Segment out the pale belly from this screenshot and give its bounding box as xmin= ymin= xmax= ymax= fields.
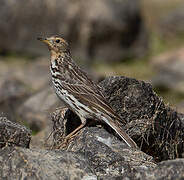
xmin=54 ymin=84 xmax=94 ymax=122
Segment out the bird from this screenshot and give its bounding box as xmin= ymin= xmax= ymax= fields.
xmin=38 ymin=35 xmax=138 ymax=148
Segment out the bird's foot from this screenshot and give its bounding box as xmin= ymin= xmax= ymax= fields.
xmin=58 ymin=131 xmax=80 ymax=149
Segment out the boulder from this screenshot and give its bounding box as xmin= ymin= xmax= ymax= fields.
xmin=0 ymin=116 xmax=31 ymax=148
xmin=0 ymin=0 xmax=148 ymax=61
xmin=158 ymin=3 xmax=184 ymax=39
xmin=0 ymin=57 xmax=51 ymax=123
xmin=0 ymin=146 xmax=96 ymax=179
xmin=151 ymin=47 xmax=184 ymax=92
xmin=1 ymin=76 xmax=184 ymax=179
xmin=0 ymin=78 xmax=29 ymax=121
xmin=18 ymin=88 xmax=60 ymax=132
xmin=52 ymin=76 xmax=184 ymax=162
xmin=136 ymin=159 xmax=184 ymax=180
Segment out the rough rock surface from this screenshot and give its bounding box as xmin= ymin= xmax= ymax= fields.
xmin=0 ymin=0 xmax=148 ymax=61
xmin=0 ymin=116 xmax=31 ymax=149
xmin=52 ymin=76 xmax=184 ymax=162
xmin=0 ymin=146 xmax=96 ymax=180
xmin=54 ymin=125 xmax=156 ymax=177
xmin=1 ymin=76 xmax=184 ymax=179
xmin=100 ymin=76 xmax=184 ymax=161
xmin=135 ymin=159 xmax=184 ymax=180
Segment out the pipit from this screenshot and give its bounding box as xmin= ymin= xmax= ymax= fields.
xmin=38 ymin=36 xmax=137 ymax=148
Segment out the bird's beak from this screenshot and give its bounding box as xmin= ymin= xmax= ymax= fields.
xmin=37 ymin=37 xmax=52 ymax=46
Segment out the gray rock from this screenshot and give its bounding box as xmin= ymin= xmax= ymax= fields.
xmin=0 ymin=146 xmax=97 ymax=180
xmin=0 ymin=0 xmax=148 ymax=61
xmin=0 ymin=57 xmax=50 ymax=92
xmin=65 ymin=127 xmax=156 ymax=176
xmin=2 ymin=75 xmax=184 ymax=179
xmin=0 ymin=57 xmax=53 ymax=126
xmin=100 ymin=76 xmax=184 ymax=161
xmin=51 ymin=109 xmax=155 ymax=177
xmin=0 ymin=78 xmax=29 ymax=121
xmin=0 ymin=116 xmax=31 ymax=148
xmin=158 ymin=3 xmax=184 ymax=39
xmin=135 ymin=159 xmax=184 ymax=180
xmin=18 ymin=88 xmax=61 ymax=132
xmin=1 ymin=132 xmax=184 ymax=179
xmin=151 ymin=47 xmax=184 ymax=93
xmin=52 ymin=76 xmax=184 ymax=162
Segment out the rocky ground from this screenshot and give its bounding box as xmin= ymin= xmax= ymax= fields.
xmin=1 ymin=75 xmax=184 ymax=179
xmin=1 ymin=0 xmax=184 ymax=179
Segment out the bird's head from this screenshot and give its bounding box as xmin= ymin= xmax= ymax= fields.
xmin=37 ymin=36 xmax=70 ymax=55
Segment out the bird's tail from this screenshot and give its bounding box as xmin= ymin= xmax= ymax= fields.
xmin=102 ymin=116 xmax=138 ymax=148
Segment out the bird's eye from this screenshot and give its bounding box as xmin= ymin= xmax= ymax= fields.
xmin=55 ymin=39 xmax=60 ymax=43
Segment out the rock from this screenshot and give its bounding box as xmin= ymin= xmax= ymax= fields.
xmin=151 ymin=47 xmax=184 ymax=92
xmin=2 ymin=75 xmax=184 ymax=179
xmin=0 ymin=116 xmax=31 ymax=148
xmin=136 ymin=159 xmax=184 ymax=180
xmin=0 ymin=0 xmax=148 ymax=61
xmin=52 ymin=109 xmax=157 ymax=177
xmin=0 ymin=142 xmax=184 ymax=180
xmin=52 ymin=76 xmax=184 ymax=162
xmin=0 ymin=78 xmax=29 ymax=121
xmin=0 ymin=57 xmax=52 ymax=124
xmin=30 ymin=126 xmax=53 ymax=149
xmin=64 ymin=127 xmax=156 ymax=176
xmin=100 ymin=76 xmax=184 ymax=161
xmin=18 ymin=88 xmax=61 ymax=132
xmin=158 ymin=3 xmax=184 ymax=39
xmin=0 ymin=146 xmax=96 ymax=179
xmin=0 ymin=57 xmax=50 ymax=92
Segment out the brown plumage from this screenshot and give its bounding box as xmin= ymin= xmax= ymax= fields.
xmin=38 ymin=35 xmax=137 ymax=148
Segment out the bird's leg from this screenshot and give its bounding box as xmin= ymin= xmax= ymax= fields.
xmin=59 ymin=117 xmax=87 ymax=148
xmin=65 ymin=122 xmax=86 ymax=140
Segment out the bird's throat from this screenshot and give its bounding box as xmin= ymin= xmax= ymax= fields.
xmin=50 ymin=50 xmax=59 ymax=62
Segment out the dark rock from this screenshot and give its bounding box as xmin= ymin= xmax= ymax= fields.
xmin=0 ymin=0 xmax=148 ymax=61
xmin=51 ymin=109 xmax=155 ymax=177
xmin=99 ymin=76 xmax=161 ymax=125
xmin=1 ymin=129 xmax=184 ymax=179
xmin=0 ymin=146 xmax=96 ymax=179
xmin=66 ymin=127 xmax=156 ymax=176
xmin=100 ymin=76 xmax=184 ymax=161
xmin=52 ymin=76 xmax=184 ymax=162
xmin=0 ymin=116 xmax=31 ymax=148
xmin=51 ymin=108 xmax=82 ymax=147
xmin=2 ymin=75 xmax=184 ymax=179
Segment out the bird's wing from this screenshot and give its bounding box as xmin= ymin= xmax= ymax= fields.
xmin=60 ymin=77 xmax=126 ymax=125
xmin=56 ymin=56 xmax=126 ymax=124
xmin=57 ymin=76 xmax=137 ymax=148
